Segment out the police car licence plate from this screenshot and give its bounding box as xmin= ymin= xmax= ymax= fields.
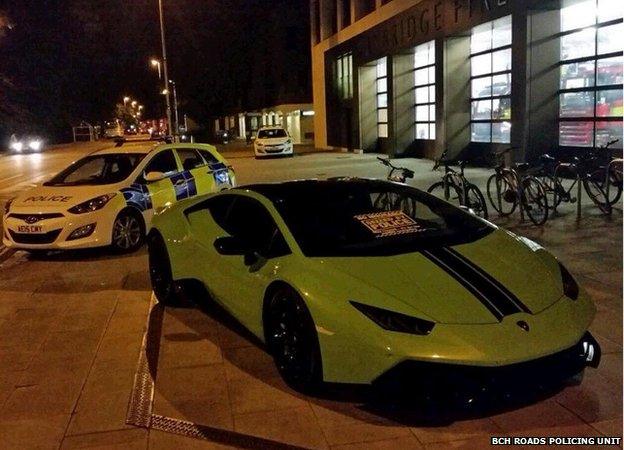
xmin=17 ymin=225 xmax=43 ymax=233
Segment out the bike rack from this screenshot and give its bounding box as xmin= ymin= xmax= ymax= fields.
xmin=605 ymin=158 xmax=623 ymax=204
xmin=553 ymin=163 xmax=582 ymax=221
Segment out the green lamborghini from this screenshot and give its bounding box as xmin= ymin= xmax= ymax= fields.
xmin=148 ymin=178 xmax=600 ymax=393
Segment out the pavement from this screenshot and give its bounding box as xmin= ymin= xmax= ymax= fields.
xmin=0 ymin=141 xmax=621 ymax=449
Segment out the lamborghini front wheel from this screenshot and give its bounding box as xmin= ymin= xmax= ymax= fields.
xmin=265 ymin=286 xmax=322 ymax=393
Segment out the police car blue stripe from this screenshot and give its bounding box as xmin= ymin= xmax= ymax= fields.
xmin=121 ymin=183 xmax=151 ymax=211
xmin=170 ymin=173 xmax=188 ymax=201
xmin=208 ymin=162 xmax=227 ymax=172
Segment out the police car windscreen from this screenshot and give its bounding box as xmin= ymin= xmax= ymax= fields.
xmin=45 ymin=154 xmax=146 ymax=186
xmin=258 ymin=129 xmax=287 ymax=139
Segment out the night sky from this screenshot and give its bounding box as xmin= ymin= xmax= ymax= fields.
xmin=0 ymin=0 xmax=311 ymax=142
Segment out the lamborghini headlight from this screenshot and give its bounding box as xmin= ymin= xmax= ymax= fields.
xmin=559 ymin=262 xmax=579 ymax=300
xmin=350 ymin=301 xmax=434 ymax=335
xmin=68 ymin=193 xmax=116 ymax=214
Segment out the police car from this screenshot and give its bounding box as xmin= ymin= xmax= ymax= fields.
xmin=2 ymin=143 xmax=235 ymax=253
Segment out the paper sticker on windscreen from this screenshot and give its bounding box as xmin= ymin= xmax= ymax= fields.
xmin=354 ymin=211 xmax=423 ymax=237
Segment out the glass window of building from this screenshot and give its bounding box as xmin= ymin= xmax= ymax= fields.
xmin=377 ymin=57 xmax=389 ymax=138
xmin=470 ymin=15 xmax=512 ymax=143
xmin=335 ymin=52 xmax=353 ymax=100
xmin=414 ymin=40 xmax=436 ymax=140
xmin=559 ymin=0 xmax=623 ymax=148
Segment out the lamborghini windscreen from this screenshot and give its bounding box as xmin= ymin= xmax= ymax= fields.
xmin=267 ymin=182 xmax=493 ymax=257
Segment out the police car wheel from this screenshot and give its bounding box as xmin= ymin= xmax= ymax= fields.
xmin=112 ymin=211 xmax=144 ymax=253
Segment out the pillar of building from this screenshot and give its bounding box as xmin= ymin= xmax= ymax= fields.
xmin=392 ymin=51 xmax=415 ymax=156
xmin=526 ymin=7 xmax=561 ymax=163
xmin=320 ymin=0 xmax=337 ymax=41
xmin=443 ymin=35 xmax=471 ymax=159
xmin=353 ymin=0 xmax=374 ymax=22
xmin=359 ymin=63 xmax=378 ymax=152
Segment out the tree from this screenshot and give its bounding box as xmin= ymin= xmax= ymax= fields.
xmin=115 ymin=103 xmax=139 ymax=128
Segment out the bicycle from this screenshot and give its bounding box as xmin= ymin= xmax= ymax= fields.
xmin=537 ymin=146 xmax=613 ymax=217
xmin=588 ymin=139 xmax=621 ymax=207
xmin=375 ymin=157 xmax=417 ymax=216
xmin=427 ymin=150 xmax=489 ymax=219
xmin=486 ymin=148 xmax=549 ymax=226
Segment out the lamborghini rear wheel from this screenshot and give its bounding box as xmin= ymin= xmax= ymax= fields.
xmin=265 ymin=286 xmax=322 ymax=393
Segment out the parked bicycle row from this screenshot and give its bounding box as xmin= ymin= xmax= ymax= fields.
xmin=377 ymin=139 xmax=622 ymax=226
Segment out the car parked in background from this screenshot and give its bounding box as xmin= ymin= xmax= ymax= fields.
xmin=254 ymin=127 xmax=293 ymax=158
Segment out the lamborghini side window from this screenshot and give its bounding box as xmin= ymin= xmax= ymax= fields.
xmin=224 ymin=196 xmax=290 ymax=258
xmin=207 ymin=195 xmax=235 ymax=231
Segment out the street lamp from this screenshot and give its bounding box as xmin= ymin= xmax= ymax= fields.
xmin=157 ymin=0 xmax=173 ymax=137
xmin=123 ymin=96 xmax=130 ymax=105
xmin=131 ymin=100 xmax=138 ymax=108
xmin=169 ymin=79 xmax=179 ymax=136
xmin=150 ymin=58 xmax=162 ymax=79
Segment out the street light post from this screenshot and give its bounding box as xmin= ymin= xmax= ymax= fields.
xmin=169 ymin=79 xmax=179 ymax=135
xmin=157 ymin=0 xmax=173 ymax=137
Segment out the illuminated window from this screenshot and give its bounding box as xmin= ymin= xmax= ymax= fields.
xmin=334 ymin=52 xmax=353 ymax=100
xmin=377 ymin=57 xmax=389 ymax=138
xmin=470 ymin=15 xmax=512 ymax=143
xmin=559 ymin=0 xmax=623 ymax=148
xmin=414 ymin=40 xmax=436 ymax=140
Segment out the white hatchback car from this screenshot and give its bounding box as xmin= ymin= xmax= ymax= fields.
xmin=3 ymin=143 xmax=235 ymax=253
xmin=253 ymin=127 xmax=293 ymax=158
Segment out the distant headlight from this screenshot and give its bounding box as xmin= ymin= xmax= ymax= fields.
xmin=68 ymin=193 xmax=116 ymax=214
xmin=28 ymin=140 xmax=43 ymax=151
xmin=350 ymin=301 xmax=434 ymax=335
xmin=4 ymin=198 xmax=15 ymax=215
xmin=559 ymin=262 xmax=579 ymax=300
xmin=10 ymin=141 xmax=23 ymax=152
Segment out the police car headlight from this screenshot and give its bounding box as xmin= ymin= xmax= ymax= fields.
xmin=68 ymin=193 xmax=116 ymax=214
xmin=4 ymin=198 xmax=14 ymax=215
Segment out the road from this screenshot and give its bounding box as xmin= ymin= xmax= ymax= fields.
xmin=0 ymin=140 xmax=621 ymax=449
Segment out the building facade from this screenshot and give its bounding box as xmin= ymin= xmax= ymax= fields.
xmin=311 ymin=0 xmax=623 ymax=162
